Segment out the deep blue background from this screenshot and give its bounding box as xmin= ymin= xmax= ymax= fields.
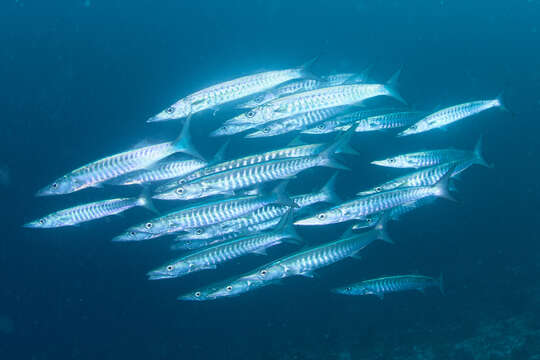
xmin=2 ymin=0 xmax=540 ymax=359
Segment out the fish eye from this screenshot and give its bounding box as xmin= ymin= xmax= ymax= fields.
xmin=260 ymin=269 xmax=268 ymax=276
xmin=317 ymin=213 xmax=327 ymax=220
xmin=226 ymin=285 xmax=233 ymax=292
xmin=366 ymin=218 xmax=372 ymax=223
xmin=39 ymin=219 xmax=45 ymax=224
xmin=195 ymin=229 xmax=203 ymax=235
xmin=318 ymin=124 xmax=325 ymax=130
xmin=129 ymin=231 xmax=136 ymax=236
xmin=176 ymin=188 xmax=184 ymax=194
xmin=410 ymin=125 xmax=417 ymax=130
xmin=145 ymin=222 xmax=153 ymax=229
xmin=375 ymin=187 xmax=382 ymax=192
xmin=263 ymin=127 xmax=270 ymax=133
xmin=346 ymin=287 xmax=352 ymax=291
xmin=178 ymin=179 xmax=186 ymax=185
xmin=389 ymin=159 xmax=395 ymax=163
xmin=166 ymin=265 xmax=173 ymax=271
xmin=246 ymin=110 xmax=256 ymax=118
xmin=255 ymin=96 xmax=264 ymax=103
xmin=166 ymin=106 xmax=175 ymax=114
xmin=194 ymin=291 xmax=201 ymax=297
xmin=51 ymin=183 xmax=58 ymax=188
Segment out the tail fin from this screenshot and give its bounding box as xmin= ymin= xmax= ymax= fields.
xmin=495 ymin=92 xmax=510 ymax=113
xmin=437 ymin=274 xmax=445 ymax=295
xmin=432 ymin=165 xmax=458 ymax=202
xmin=137 ymin=189 xmax=159 ymax=214
xmin=473 ymin=135 xmax=493 ymax=168
xmin=385 ymin=68 xmax=407 ymax=105
xmin=373 ymin=212 xmax=394 ymax=244
xmin=317 ymin=127 xmax=355 ymax=171
xmin=172 ymin=117 xmax=204 ymax=160
xmin=298 ymin=56 xmax=322 ymax=81
xmin=270 ymin=182 xmax=298 ymax=208
xmin=319 ymin=173 xmax=341 ymax=204
xmin=335 ymin=142 xmax=360 ymax=156
xmin=210 ymin=140 xmax=230 ymax=165
xmin=287 ymin=135 xmax=307 ymax=147
xmin=276 ymin=210 xmax=302 ymax=244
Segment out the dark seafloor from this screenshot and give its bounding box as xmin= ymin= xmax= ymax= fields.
xmin=1 ymin=1 xmax=540 ymax=359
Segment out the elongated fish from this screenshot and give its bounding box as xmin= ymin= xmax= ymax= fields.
xmin=147 ymin=59 xmax=318 ymax=122
xmin=154 ymin=131 xmax=352 ymax=201
xmin=108 ymin=157 xmax=207 ymax=186
xmin=355 ymin=111 xmax=425 ymax=132
xmin=301 ymin=107 xmax=404 ymax=135
xmin=357 ymin=148 xmax=489 ymax=196
xmin=175 ymin=173 xmax=340 ymax=241
xmin=332 ymin=274 xmax=444 ymax=298
xmin=224 ymin=70 xmax=406 ymax=127
xmin=245 ymin=107 xmax=349 ymax=138
xmin=294 ymin=168 xmax=454 ymax=226
xmin=398 ymin=96 xmax=506 ymax=136
xmin=36 ymin=119 xmax=200 ymax=196
xmin=24 ymin=193 xmax=156 ymax=228
xmin=116 ymin=184 xmax=295 ymax=241
xmin=147 ymin=215 xmax=300 ymax=280
xmin=371 ymin=136 xmax=489 ymax=169
xmin=154 ymin=143 xmax=328 ymax=193
xmin=203 ymin=219 xmax=392 ymax=300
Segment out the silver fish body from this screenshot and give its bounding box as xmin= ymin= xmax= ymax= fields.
xmin=398 ymin=98 xmax=504 ymax=136
xmin=36 ymin=120 xmax=199 ymax=196
xmin=148 ymin=63 xmax=316 ymax=122
xmin=333 ymin=275 xmax=443 ymax=298
xmin=108 ymin=158 xmax=207 ymax=186
xmin=25 ymin=195 xmax=152 ymax=228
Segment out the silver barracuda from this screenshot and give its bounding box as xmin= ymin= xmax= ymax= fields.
xmin=108 ymin=157 xmax=207 ymax=186
xmin=357 ymin=148 xmax=490 ymax=196
xmin=398 ymin=96 xmax=506 ymax=136
xmin=154 ymin=143 xmax=328 ymax=193
xmin=245 ymin=107 xmax=349 ymax=138
xmin=205 ymin=218 xmax=393 ymax=300
xmin=355 ymin=111 xmax=426 ymax=132
xmin=301 ymin=107 xmax=404 ymax=135
xmin=147 ymin=214 xmax=300 ymax=280
xmin=122 ymin=184 xmax=296 ymax=239
xmin=153 ymin=131 xmax=352 ymax=201
xmin=170 ymin=238 xmax=222 ymax=251
xmin=332 ymin=274 xmax=444 ymax=298
xmin=175 ymin=174 xmax=340 ymax=241
xmin=24 ymin=193 xmax=156 ymax=228
xmin=223 ymin=70 xmax=406 ymax=128
xmin=371 ymin=136 xmax=489 ymax=169
xmin=36 ymin=119 xmax=200 ymax=196
xmin=147 ymin=59 xmax=318 ymax=122
xmin=294 ymin=167 xmax=455 ymax=226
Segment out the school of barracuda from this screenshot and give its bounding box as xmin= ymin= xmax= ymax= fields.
xmin=26 ymin=58 xmax=506 ymax=302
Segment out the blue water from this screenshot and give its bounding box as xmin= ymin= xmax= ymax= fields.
xmin=2 ymin=1 xmax=540 ymax=359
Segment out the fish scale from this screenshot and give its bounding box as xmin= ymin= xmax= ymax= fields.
xmin=333 ymin=275 xmax=442 ymax=297
xmin=355 ymin=111 xmax=425 ymax=132
xmin=110 ymin=159 xmax=207 ymax=186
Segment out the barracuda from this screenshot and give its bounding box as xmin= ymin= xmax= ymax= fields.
xmin=108 ymin=158 xmax=207 ymax=186
xmin=332 ymin=274 xmax=444 ymax=298
xmin=154 ymin=131 xmax=352 ymax=201
xmin=36 ymin=119 xmax=200 ymax=196
xmin=24 ymin=193 xmax=156 ymax=228
xmin=245 ymin=107 xmax=349 ymax=138
xmin=398 ymin=96 xmax=506 ymax=136
xmin=154 ymin=143 xmax=328 ymax=193
xmin=301 ymin=107 xmax=404 ymax=135
xmin=371 ymin=136 xmax=489 ymax=169
xmin=148 ymin=59 xmax=318 ymax=122
xmin=295 ymin=167 xmax=455 ymax=226
xmin=147 ymin=214 xmax=300 ymax=280
xmin=224 ymin=70 xmax=406 ymax=128
xmin=123 ymin=184 xmax=295 ymax=239
xmin=355 ymin=111 xmax=426 ymax=132
xmin=205 ymin=218 xmax=392 ymax=300
xmin=357 ymin=150 xmax=489 ymax=196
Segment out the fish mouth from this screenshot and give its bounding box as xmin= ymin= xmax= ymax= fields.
xmin=146 ymin=115 xmax=165 ymax=123
xmin=244 ymin=131 xmax=265 ymax=138
xmin=146 ymin=271 xmax=173 ymax=280
xmin=35 ymin=188 xmax=52 ymax=197
xmin=293 ymin=217 xmax=323 ymax=226
xmin=23 ymin=222 xmax=40 ymax=228
xmin=370 ymin=160 xmax=385 ymax=166
xmin=152 ymin=192 xmax=177 ymax=200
